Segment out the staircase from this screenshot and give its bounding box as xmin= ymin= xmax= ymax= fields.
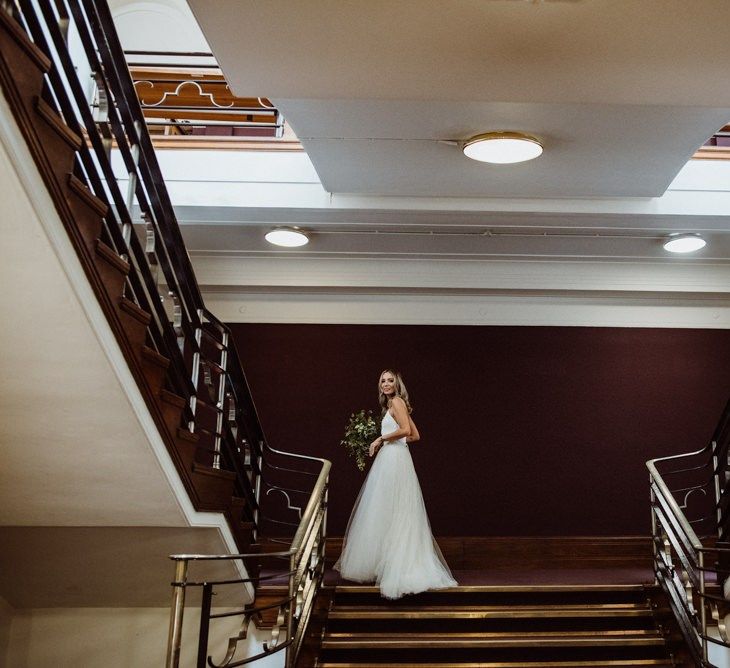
xmin=313 ymin=583 xmax=683 ymax=668
xmin=0 ymin=1 xmax=261 ymax=552
xmin=1 ymin=3 xmax=332 ymax=665
xmin=3 ymin=2 xmax=725 ymax=667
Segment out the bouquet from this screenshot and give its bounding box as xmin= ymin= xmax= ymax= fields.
xmin=341 ymin=409 xmax=379 ymax=471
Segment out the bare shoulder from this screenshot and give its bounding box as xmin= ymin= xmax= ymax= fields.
xmin=390 ymin=396 xmax=407 ymax=410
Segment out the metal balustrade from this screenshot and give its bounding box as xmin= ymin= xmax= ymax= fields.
xmin=123 ymin=50 xmax=284 ymax=138
xmin=648 ymin=398 xmax=730 ymax=667
xmin=166 ymin=458 xmax=330 ymax=668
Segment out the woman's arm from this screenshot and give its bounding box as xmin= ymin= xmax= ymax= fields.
xmin=369 ymin=397 xmax=411 ymax=456
xmin=405 ymin=416 xmax=420 ymax=443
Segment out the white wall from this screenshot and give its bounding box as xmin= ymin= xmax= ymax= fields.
xmin=110 ymin=0 xmax=210 ymax=52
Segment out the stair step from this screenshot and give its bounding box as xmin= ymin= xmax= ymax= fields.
xmin=257 ymin=585 xmax=289 ymax=594
xmin=139 ymin=344 xmax=170 ymax=392
xmin=172 ymin=431 xmax=197 ymax=468
xmin=319 ymin=585 xmax=673 ymax=665
xmin=116 ymin=296 xmax=151 ymax=349
xmin=160 ymin=389 xmax=186 ymax=409
xmin=88 ymin=240 xmax=129 ymax=298
xmin=333 ymin=585 xmax=654 ymax=609
xmin=335 ymin=585 xmax=648 ymax=594
xmin=34 ymin=96 xmax=82 ymax=150
xmin=67 ymin=174 xmax=108 ymax=217
xmin=316 ymin=661 xmax=675 ymax=667
xmin=191 ymin=462 xmax=237 ymax=481
xmin=64 ymin=175 xmax=104 ymax=247
xmin=177 ymin=427 xmax=199 ymax=443
xmin=141 ymin=345 xmax=170 ymax=369
xmin=0 ymin=9 xmax=51 ymax=73
xmin=95 ymin=240 xmax=129 ymax=274
xmin=188 ymin=463 xmax=237 ymax=511
xmin=159 ymin=390 xmax=187 ymax=439
xmin=228 ymin=497 xmax=254 ymax=525
xmin=118 ymin=296 xmax=151 ymax=326
xmin=321 ymin=630 xmax=666 ymax=649
xmin=329 ymin=603 xmax=655 ymax=619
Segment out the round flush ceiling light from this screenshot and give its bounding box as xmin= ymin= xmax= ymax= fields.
xmin=462 ymin=131 xmax=543 ymax=164
xmin=265 ymin=227 xmax=309 ymax=247
xmin=663 ymin=233 xmax=706 ymax=254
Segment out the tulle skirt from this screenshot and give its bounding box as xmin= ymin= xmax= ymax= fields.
xmin=334 ymin=442 xmax=457 ymax=599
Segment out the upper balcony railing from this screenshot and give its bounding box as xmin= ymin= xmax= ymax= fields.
xmin=122 ymin=49 xmax=301 ymax=151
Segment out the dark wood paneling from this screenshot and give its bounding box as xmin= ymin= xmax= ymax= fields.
xmin=325 ymin=536 xmax=651 ymax=570
xmin=230 ymin=324 xmax=730 ymax=536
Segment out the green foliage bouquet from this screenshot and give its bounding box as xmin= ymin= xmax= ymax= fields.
xmin=341 ymin=409 xmax=379 ymax=471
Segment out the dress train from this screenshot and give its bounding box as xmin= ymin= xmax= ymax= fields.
xmin=335 ymin=411 xmax=457 ymax=599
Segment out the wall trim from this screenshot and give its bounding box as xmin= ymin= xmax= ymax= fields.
xmin=193 ymin=255 xmax=730 ymax=328
xmin=203 ymin=291 xmax=730 ymax=328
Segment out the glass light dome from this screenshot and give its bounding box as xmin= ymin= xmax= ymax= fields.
xmin=663 ymin=234 xmax=706 ymax=254
xmin=265 ymin=228 xmax=309 ymax=247
xmin=463 ymin=132 xmax=543 ymax=164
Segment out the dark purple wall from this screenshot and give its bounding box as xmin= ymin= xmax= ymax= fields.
xmin=229 ymin=324 xmax=730 ymax=537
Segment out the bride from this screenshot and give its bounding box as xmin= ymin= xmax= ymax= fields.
xmin=335 ymin=369 xmax=457 ymax=599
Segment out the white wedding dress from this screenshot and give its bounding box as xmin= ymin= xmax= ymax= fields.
xmin=334 ymin=410 xmax=457 ymax=599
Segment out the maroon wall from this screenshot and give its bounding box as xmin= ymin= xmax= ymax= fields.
xmin=229 ymin=324 xmax=730 ymax=537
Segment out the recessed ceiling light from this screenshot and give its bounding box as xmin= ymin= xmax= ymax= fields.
xmin=663 ymin=233 xmax=706 ymax=254
xmin=462 ymin=132 xmax=543 ymax=164
xmin=265 ymin=227 xmax=309 ymax=247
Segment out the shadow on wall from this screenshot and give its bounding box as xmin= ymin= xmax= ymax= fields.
xmin=230 ymin=324 xmax=730 ymax=537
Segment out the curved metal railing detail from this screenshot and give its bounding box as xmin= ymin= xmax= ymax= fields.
xmin=648 ymin=402 xmax=730 ymax=667
xmin=165 ymin=460 xmax=330 ymax=668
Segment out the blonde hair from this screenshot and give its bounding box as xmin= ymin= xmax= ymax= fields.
xmin=378 ymin=369 xmax=413 ymax=415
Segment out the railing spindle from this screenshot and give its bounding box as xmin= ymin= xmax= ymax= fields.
xmin=166 ymin=559 xmax=189 ymax=668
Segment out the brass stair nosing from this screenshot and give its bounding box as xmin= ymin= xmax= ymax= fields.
xmin=326 ymin=629 xmax=662 ymax=639
xmin=328 ymin=609 xmax=654 ymax=619
xmin=334 ymin=583 xmax=649 ymax=594
xmin=321 ymin=636 xmax=666 ymax=649
xmin=314 ymin=661 xmax=675 ymax=667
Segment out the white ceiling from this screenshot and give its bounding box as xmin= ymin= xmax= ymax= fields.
xmin=105 ymin=0 xmax=730 ymax=325
xmin=189 ymin=1 xmax=730 ymax=106
xmin=276 ymin=100 xmax=728 ymax=197
xmin=189 ymin=0 xmax=730 ymax=198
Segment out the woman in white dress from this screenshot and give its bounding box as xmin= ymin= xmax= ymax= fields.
xmin=335 ymin=370 xmax=457 ymax=599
